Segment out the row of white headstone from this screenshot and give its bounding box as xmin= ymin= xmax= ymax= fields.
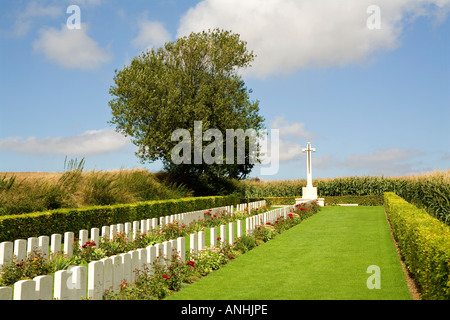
xmin=0 ymin=201 xmax=266 ymax=268
xmin=0 ymin=200 xmax=270 ymax=300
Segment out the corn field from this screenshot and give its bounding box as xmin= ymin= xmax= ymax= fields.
xmin=241 ymin=170 xmax=450 ymax=225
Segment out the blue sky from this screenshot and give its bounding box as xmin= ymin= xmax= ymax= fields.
xmin=0 ymin=0 xmax=449 ymax=180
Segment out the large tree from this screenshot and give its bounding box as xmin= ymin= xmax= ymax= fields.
xmin=108 ymin=29 xmax=265 ymax=194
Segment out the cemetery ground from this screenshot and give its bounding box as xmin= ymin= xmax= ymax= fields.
xmin=168 ymin=206 xmax=413 ymax=300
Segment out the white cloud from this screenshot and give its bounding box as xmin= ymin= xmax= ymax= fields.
xmin=260 ymin=135 xmax=303 ymax=164
xmin=177 ymin=0 xmax=450 ymax=78
xmin=132 ymin=20 xmax=172 ymax=51
xmin=0 ymin=129 xmax=130 ymax=156
xmin=9 ymin=1 xmax=61 ymax=37
xmin=345 ymin=148 xmax=418 ymax=166
xmin=258 ymin=116 xmax=316 ymax=164
xmin=343 ymin=148 xmax=425 ymax=175
xmin=70 ymin=0 xmax=102 ymax=6
xmin=33 ymin=23 xmax=112 ymax=69
xmin=270 ymin=115 xmax=316 ymax=140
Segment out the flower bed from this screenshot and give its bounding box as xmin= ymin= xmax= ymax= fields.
xmin=0 ymin=205 xmax=268 ymax=287
xmin=103 ymin=201 xmax=320 ymax=300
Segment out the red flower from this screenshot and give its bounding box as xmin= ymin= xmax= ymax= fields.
xmin=16 ymin=263 xmax=23 ymax=267
xmin=163 ymin=274 xmax=170 ymax=280
xmin=82 ymin=240 xmax=97 ymax=248
xmin=186 ymin=261 xmax=195 ymax=267
xmin=213 ymin=215 xmax=217 ymax=217
xmin=217 ymin=237 xmax=221 ymax=241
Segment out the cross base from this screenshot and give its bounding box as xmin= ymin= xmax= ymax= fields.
xmin=301 ymin=186 xmax=317 ymax=200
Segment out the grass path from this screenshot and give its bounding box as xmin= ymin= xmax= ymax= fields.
xmin=167 ymin=206 xmax=412 ymax=300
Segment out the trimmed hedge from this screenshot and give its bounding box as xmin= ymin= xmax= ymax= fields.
xmin=262 ymin=197 xmax=296 ymax=206
xmin=252 ymin=195 xmax=384 ymax=207
xmin=324 ymin=195 xmax=384 ymax=206
xmin=384 ymin=192 xmax=450 ymax=300
xmin=0 ymin=195 xmax=239 ymax=242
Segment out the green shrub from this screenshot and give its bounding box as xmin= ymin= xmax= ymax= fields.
xmin=324 ymin=195 xmax=384 ymax=206
xmin=0 ymin=195 xmax=240 ymax=242
xmin=384 ymin=192 xmax=450 ymax=300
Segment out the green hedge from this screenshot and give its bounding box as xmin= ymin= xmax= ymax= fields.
xmin=262 ymin=197 xmax=296 ymax=206
xmin=324 ymin=195 xmax=384 ymax=206
xmin=384 ymin=192 xmax=450 ymax=300
xmin=254 ymin=195 xmax=384 ymax=207
xmin=0 ymin=195 xmax=239 ymax=242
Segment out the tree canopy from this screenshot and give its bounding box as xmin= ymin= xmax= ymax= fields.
xmin=108 ymin=29 xmax=265 ymax=194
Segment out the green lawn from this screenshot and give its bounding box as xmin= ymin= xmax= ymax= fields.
xmin=167 ymin=206 xmax=412 ymax=300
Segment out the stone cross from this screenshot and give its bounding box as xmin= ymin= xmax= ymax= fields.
xmin=302 ymin=142 xmax=316 ymax=188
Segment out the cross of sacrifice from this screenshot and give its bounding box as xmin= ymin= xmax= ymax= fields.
xmin=302 ymin=142 xmax=316 ymax=188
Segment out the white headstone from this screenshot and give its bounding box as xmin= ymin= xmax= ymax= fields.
xmin=0 ymin=242 xmax=13 ymax=267
xmin=88 ymin=260 xmax=104 ymax=300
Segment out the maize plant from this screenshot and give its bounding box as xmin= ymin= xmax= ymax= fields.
xmin=241 ymin=170 xmax=450 ymax=225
